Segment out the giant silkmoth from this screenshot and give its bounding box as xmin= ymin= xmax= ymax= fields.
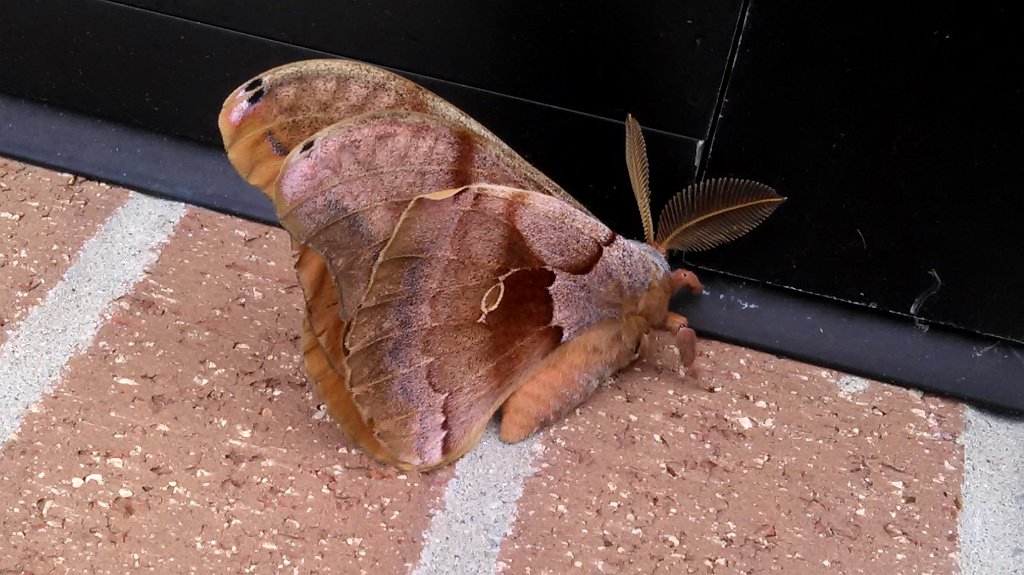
xmin=218 ymin=59 xmax=784 ymax=470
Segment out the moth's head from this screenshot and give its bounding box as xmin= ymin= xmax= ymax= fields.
xmin=623 ymin=115 xmax=786 ymax=257
xmin=633 ymin=242 xmax=676 ymax=326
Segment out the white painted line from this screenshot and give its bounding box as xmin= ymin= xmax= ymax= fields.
xmin=0 ymin=193 xmax=186 ymax=443
xmin=958 ymin=406 xmax=1024 ymax=574
xmin=412 ymin=424 xmax=539 ymax=575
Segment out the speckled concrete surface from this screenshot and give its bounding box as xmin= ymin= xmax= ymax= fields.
xmin=414 ymin=425 xmax=539 ymax=575
xmin=1 ymin=159 xmax=1022 ymax=575
xmin=0 ymin=191 xmax=185 ymax=444
xmin=0 ymin=158 xmax=130 ymax=345
xmin=0 ymin=206 xmax=449 ymax=573
xmin=498 ymin=337 xmax=964 ymax=574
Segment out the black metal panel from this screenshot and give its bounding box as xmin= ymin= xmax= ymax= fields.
xmin=700 ymin=1 xmax=1024 ymax=343
xmin=108 ymin=0 xmax=743 ymax=138
xmin=0 ymin=0 xmax=700 ymax=238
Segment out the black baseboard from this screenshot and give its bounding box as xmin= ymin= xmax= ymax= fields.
xmin=2 ymin=93 xmax=1021 ymax=413
xmin=678 ymin=271 xmax=1023 ymax=413
xmin=0 ymin=93 xmax=277 ymax=224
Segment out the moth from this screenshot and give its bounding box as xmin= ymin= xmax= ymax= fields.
xmin=218 ymin=59 xmax=784 ymax=470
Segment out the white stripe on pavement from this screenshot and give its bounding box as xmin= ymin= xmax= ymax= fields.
xmin=958 ymin=405 xmax=1024 ymax=575
xmin=0 ymin=192 xmax=186 ymax=442
xmin=412 ymin=424 xmax=539 ymax=575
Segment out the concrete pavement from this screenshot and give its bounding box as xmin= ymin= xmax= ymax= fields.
xmin=1 ymin=157 xmax=1020 ymax=574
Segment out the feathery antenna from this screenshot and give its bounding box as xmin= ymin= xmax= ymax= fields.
xmin=625 ymin=115 xmax=655 ymax=244
xmin=654 ymin=178 xmax=785 ymax=253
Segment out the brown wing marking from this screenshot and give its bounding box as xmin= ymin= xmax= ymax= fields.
xmin=341 ymin=185 xmax=611 ymax=468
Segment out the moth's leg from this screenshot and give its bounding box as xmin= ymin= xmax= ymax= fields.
xmin=499 ymin=317 xmax=644 ymax=443
xmin=664 ymin=312 xmax=699 ymax=368
xmin=664 ymin=268 xmax=703 ymax=368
